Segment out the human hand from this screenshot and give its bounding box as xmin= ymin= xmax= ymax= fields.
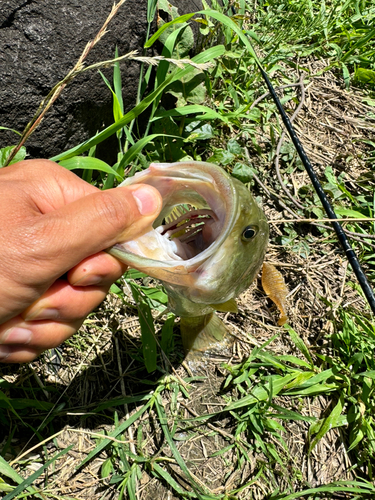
xmin=0 ymin=159 xmax=162 ymax=363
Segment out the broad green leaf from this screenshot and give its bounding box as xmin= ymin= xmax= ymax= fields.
xmin=160 ymin=314 xmax=175 ymax=354
xmin=283 ymin=371 xmax=315 ymax=390
xmin=147 ymin=0 xmax=158 ymax=23
xmin=185 ymin=121 xmax=215 ymax=140
xmin=355 ymin=370 xmax=375 ymax=380
xmin=99 ymin=70 xmax=123 ymax=123
xmin=113 ymin=47 xmax=124 ymax=115
xmin=355 ymin=67 xmax=375 ymax=85
xmin=153 ymin=104 xmax=229 ymax=122
xmin=59 ymin=156 xmax=123 ymax=181
xmin=286 ymin=382 xmax=339 ymax=396
xmin=0 ymin=456 xmax=38 ymax=495
xmin=0 ymin=146 xmax=26 ymax=168
xmin=125 ymin=269 xmax=148 ymax=279
xmin=207 ymin=149 xmax=235 ymax=165
xmin=347 ymin=426 xmax=364 ymax=452
xmin=277 ymin=355 xmax=313 ymax=369
xmin=101 ymin=458 xmax=113 ymax=479
xmin=231 ymin=163 xmax=254 ymax=183
xmin=271 ymin=404 xmax=317 ymax=423
xmin=335 ymin=208 xmax=369 ymax=219
xmin=145 ymin=14 xmax=195 ymax=48
xmin=224 ymin=373 xmax=298 ymax=412
xmin=227 ymin=139 xmax=243 ymax=155
xmin=117 ymin=134 xmax=179 ymax=173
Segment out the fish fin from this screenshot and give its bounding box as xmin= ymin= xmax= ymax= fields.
xmin=180 ymin=313 xmax=230 ymax=356
xmin=210 ymin=298 xmax=238 ymax=313
xmin=261 ymin=262 xmax=289 ymax=326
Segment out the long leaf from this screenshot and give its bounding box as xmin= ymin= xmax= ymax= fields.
xmin=130 ymin=283 xmax=157 ymax=373
xmin=155 ymin=395 xmax=204 ymax=497
xmin=145 ymin=14 xmax=196 ymax=48
xmin=308 ymin=395 xmax=344 ymax=452
xmin=3 ymin=446 xmax=73 ymax=500
xmin=59 ymin=156 xmax=123 ymax=181
xmin=77 ymin=400 xmax=151 ymax=469
xmin=224 ymin=373 xmax=298 ymax=412
xmin=50 ymin=45 xmax=225 ymax=162
xmin=0 ymin=456 xmax=39 ymax=497
xmin=284 ymin=324 xmax=314 ymax=365
xmin=117 ymin=134 xmax=180 ymax=172
xmin=272 ymin=482 xmax=375 ymax=500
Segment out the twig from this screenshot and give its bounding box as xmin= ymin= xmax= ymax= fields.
xmin=250 ymin=82 xmax=302 ymax=109
xmin=13 ymin=328 xmax=104 ymax=461
xmin=268 ymin=217 xmax=375 ymax=224
xmin=4 ymin=0 xmax=128 ymax=167
xmin=248 ymin=153 xmax=375 ymax=250
xmin=273 ymin=75 xmax=306 ymax=210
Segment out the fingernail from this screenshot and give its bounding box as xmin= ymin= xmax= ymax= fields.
xmin=132 ymin=186 xmax=160 ymax=216
xmin=0 ymin=346 xmax=10 ymax=360
xmin=23 ymin=308 xmax=60 ymax=321
xmin=1 ymin=327 xmax=32 ymax=345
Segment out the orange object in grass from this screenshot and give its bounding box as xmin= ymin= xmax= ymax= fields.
xmin=261 ymin=262 xmax=288 ymax=326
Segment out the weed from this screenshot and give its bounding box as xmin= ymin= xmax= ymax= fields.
xmin=1 ymin=0 xmax=375 ymax=498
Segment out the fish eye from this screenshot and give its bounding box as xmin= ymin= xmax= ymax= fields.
xmin=242 ymin=225 xmax=258 ymax=241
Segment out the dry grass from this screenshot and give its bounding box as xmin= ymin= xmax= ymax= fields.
xmin=1 ymin=54 xmax=374 ymax=500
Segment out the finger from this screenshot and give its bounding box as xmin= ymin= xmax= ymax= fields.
xmin=0 ymin=317 xmax=81 ymax=351
xmin=0 ymin=345 xmax=44 ymax=364
xmin=8 ymin=160 xmax=98 ymax=210
xmin=21 ymin=279 xmax=110 ymax=322
xmin=26 ymin=184 xmax=162 ymax=278
xmin=67 ymin=252 xmax=127 ymax=287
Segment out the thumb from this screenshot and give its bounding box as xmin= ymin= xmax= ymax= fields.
xmin=32 ymin=184 xmax=162 ymax=276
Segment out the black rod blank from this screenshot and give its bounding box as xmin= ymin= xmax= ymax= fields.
xmin=258 ymin=67 xmax=375 ymax=315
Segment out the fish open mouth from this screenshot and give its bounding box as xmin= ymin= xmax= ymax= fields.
xmin=157 ymin=207 xmax=218 ymax=260
xmin=110 ymin=161 xmax=239 ymax=278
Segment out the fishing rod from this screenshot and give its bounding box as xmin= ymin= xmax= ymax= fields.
xmin=223 ymin=6 xmax=375 ymax=314
xmin=256 ymin=66 xmax=375 ymax=315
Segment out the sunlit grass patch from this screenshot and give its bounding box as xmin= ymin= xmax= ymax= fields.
xmin=1 ymin=0 xmax=375 ymax=498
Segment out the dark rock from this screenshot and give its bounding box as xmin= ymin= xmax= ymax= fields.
xmin=0 ymin=0 xmax=204 ymax=163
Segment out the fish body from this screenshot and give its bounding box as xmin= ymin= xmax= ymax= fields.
xmin=109 ymin=161 xmax=269 ymax=355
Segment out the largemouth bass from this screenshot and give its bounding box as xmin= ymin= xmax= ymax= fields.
xmin=109 ymin=161 xmax=269 ymax=355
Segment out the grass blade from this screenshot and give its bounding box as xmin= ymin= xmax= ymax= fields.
xmin=2 ymin=445 xmax=73 ymax=500
xmin=284 ymin=324 xmax=314 ymax=365
xmin=50 ymin=45 xmax=225 ymax=162
xmin=59 ymin=156 xmax=123 ymax=181
xmin=77 ymin=400 xmax=151 ymax=469
xmin=308 ymin=395 xmax=344 ymax=452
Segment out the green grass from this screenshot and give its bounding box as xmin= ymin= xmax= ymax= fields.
xmin=1 ymin=0 xmax=375 ymax=498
